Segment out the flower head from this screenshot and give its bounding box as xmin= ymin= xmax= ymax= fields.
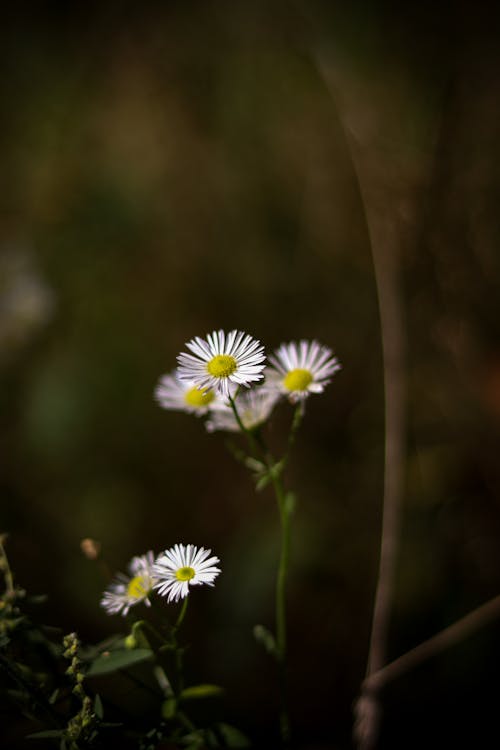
xmin=100 ymin=551 xmax=156 ymax=616
xmin=206 ymin=387 xmax=280 ymax=433
xmin=155 ymin=371 xmax=220 ymax=415
xmin=267 ymin=340 xmax=341 ymax=402
xmin=177 ymin=329 xmax=266 ymax=399
xmin=153 ymin=544 xmax=221 ymax=603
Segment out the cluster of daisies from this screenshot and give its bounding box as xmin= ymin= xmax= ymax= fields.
xmin=101 ymin=545 xmax=221 ymax=616
xmin=102 ymin=331 xmax=340 ymax=617
xmin=155 ymin=329 xmax=341 ymax=432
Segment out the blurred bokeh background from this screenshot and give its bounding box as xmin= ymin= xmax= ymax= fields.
xmin=2 ymin=2 xmax=500 ymax=747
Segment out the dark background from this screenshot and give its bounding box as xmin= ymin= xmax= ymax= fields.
xmin=2 ymin=2 xmax=500 ymax=747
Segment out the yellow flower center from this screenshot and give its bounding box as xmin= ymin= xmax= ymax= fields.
xmin=207 ymin=354 xmax=237 ymax=379
xmin=283 ymin=368 xmax=313 ymax=392
xmin=175 ymin=566 xmax=195 ymax=582
xmin=184 ymin=386 xmax=215 ymax=408
xmin=127 ymin=575 xmax=150 ymax=600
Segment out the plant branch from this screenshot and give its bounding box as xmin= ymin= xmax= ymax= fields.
xmin=311 ymin=53 xmax=408 ymax=750
xmin=363 ymin=593 xmax=500 ymax=692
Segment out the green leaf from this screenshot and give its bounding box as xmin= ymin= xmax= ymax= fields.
xmin=216 ymin=722 xmax=251 ymax=748
xmin=271 ymin=459 xmax=285 ymax=478
xmin=49 ymin=688 xmax=60 ymax=705
xmin=94 ymin=693 xmax=103 ymax=719
xmin=86 ymin=648 xmax=153 ymax=676
xmin=180 ymin=684 xmax=224 ymax=701
xmin=244 ymin=457 xmax=266 ymax=473
xmin=255 ymin=472 xmax=272 ymax=491
xmin=182 ymin=735 xmax=205 ymax=750
xmin=253 ymin=624 xmax=277 ymax=656
xmin=255 ymin=459 xmax=285 ymax=491
xmin=79 ymin=634 xmax=124 ymax=661
xmin=27 ymin=730 xmax=63 ymax=739
xmin=161 ymin=697 xmax=177 ymax=720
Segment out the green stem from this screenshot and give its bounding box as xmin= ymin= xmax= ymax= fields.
xmin=283 ymin=402 xmax=305 ymax=468
xmin=228 ymin=394 xmax=296 ymax=743
xmin=173 ymin=596 xmax=189 ymax=633
xmin=171 ymin=597 xmax=189 ymax=696
xmin=271 ymin=474 xmax=292 ymax=745
xmin=228 ymin=394 xmax=263 ymax=461
xmin=132 ymin=618 xmax=166 ymax=647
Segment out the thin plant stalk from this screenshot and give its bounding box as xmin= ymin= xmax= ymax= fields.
xmin=270 ymin=471 xmax=291 ymax=744
xmin=363 ymin=592 xmax=500 ymax=691
xmin=228 ymin=394 xmax=302 ymax=744
xmin=173 ymin=596 xmax=189 ymax=633
xmin=312 ymin=51 xmax=408 ymax=750
xmin=170 ymin=596 xmax=189 ymax=696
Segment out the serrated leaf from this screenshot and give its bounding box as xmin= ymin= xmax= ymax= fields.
xmin=253 ymin=624 xmax=277 ymax=656
xmin=86 ymin=648 xmax=153 ymax=676
xmin=180 ymin=684 xmax=224 ymax=701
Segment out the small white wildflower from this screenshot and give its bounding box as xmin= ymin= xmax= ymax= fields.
xmin=100 ymin=551 xmax=156 ymax=616
xmin=155 ymin=371 xmax=220 ymax=415
xmin=153 ymin=544 xmax=221 ymax=603
xmin=267 ymin=340 xmax=341 ymax=402
xmin=177 ymin=329 xmax=266 ymax=399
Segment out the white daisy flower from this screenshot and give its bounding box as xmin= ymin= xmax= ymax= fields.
xmin=206 ymin=387 xmax=280 ymax=433
xmin=155 ymin=371 xmax=220 ymax=415
xmin=267 ymin=340 xmax=341 ymax=403
xmin=153 ymin=544 xmax=221 ymax=603
xmin=177 ymin=329 xmax=266 ymax=399
xmin=100 ymin=551 xmax=156 ymax=616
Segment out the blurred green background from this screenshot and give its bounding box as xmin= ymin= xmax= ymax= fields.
xmin=2 ymin=1 xmax=500 ymax=747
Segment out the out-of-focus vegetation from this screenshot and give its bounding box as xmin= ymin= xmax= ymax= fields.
xmin=2 ymin=2 xmax=500 ymax=747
